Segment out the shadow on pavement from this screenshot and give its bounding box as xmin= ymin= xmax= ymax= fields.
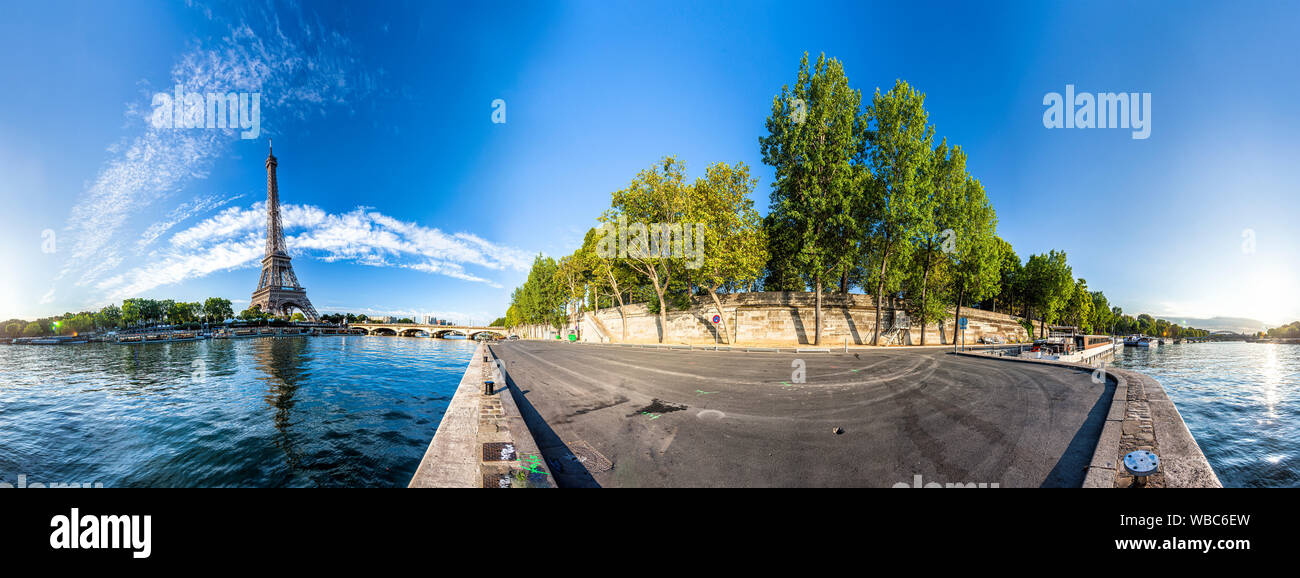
xmin=502 ymin=371 xmax=601 ymax=488
xmin=1041 ymin=371 xmax=1116 ymax=487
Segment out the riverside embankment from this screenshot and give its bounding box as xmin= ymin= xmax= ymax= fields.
xmin=512 ymin=292 xmax=1033 ymax=346
xmin=958 ymin=348 xmax=1220 ymax=488
xmin=408 ymin=341 xmax=554 ymax=488
xmin=479 ymin=340 xmax=1116 ymax=487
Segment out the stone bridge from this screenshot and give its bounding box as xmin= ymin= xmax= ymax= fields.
xmin=350 ymin=322 xmax=509 ymax=339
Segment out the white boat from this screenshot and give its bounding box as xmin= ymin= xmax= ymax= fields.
xmin=1137 ymin=336 xmax=1158 ymax=348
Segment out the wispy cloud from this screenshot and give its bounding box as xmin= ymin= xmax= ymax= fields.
xmin=137 ymin=193 xmax=243 ymax=251
xmin=95 ymin=202 xmax=530 ymax=301
xmin=53 ymin=1 xmax=374 ymax=298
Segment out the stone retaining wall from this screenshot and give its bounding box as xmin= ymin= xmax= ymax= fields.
xmin=514 ymin=291 xmax=1032 ymax=346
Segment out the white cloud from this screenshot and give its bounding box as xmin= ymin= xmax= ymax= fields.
xmin=95 ymin=202 xmax=528 ymax=302
xmin=54 ymin=1 xmax=373 ymax=292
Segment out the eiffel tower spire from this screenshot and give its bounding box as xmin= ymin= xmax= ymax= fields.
xmin=250 ymin=141 xmax=319 ymax=321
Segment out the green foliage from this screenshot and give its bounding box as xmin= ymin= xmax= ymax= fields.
xmin=760 ymin=53 xmax=864 ymax=344
xmin=238 ymin=305 xmax=270 ymax=322
xmin=1268 ymin=321 xmax=1300 ymax=338
xmin=96 ymin=305 xmax=122 ymax=330
xmin=1022 ymin=250 xmax=1074 ymax=336
xmin=512 ymin=254 xmax=566 ymax=330
xmin=862 ymin=80 xmax=935 ymax=343
xmin=204 ymin=297 xmax=235 ymax=324
xmin=758 ymin=213 xmax=806 ymax=291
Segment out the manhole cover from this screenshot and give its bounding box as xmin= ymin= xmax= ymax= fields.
xmin=567 ymin=440 xmax=613 ymax=473
xmin=482 ymin=442 xmax=516 ymax=462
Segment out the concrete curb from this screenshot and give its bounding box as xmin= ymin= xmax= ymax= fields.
xmin=955 ymin=350 xmax=1220 ymax=488
xmin=486 ymin=346 xmax=556 ymax=488
xmin=408 ymin=341 xmax=487 ymax=488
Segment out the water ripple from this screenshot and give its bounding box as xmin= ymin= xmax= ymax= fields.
xmin=0 ymin=336 xmax=475 ymax=487
xmin=1112 ymin=342 xmax=1300 ymax=487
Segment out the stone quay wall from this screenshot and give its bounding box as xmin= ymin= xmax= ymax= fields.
xmin=513 ymin=291 xmax=1032 ymax=346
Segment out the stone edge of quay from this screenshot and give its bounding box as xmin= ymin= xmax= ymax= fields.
xmin=486 ymin=344 xmax=557 ymax=488
xmin=407 ymin=341 xmax=487 ymax=488
xmin=955 ymin=349 xmax=1222 ymax=488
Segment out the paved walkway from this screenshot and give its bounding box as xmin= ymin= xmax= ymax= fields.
xmin=489 ymin=340 xmax=1113 ymax=487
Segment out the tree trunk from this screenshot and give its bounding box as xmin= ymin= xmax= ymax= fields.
xmin=606 ymin=270 xmax=628 ymax=343
xmin=952 ymin=282 xmax=965 ymax=352
xmin=651 ymin=276 xmax=668 ymax=344
xmin=839 ymin=265 xmax=850 ymax=295
xmin=706 ymin=285 xmax=730 ymax=345
xmin=871 ymin=249 xmax=891 ymax=346
xmin=919 ymin=250 xmax=931 ymax=346
xmin=814 ymin=275 xmax=823 ymax=346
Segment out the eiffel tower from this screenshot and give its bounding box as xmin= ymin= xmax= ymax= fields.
xmin=249 ymin=141 xmax=319 ymax=321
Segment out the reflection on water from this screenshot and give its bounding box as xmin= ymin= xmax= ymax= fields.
xmin=0 ymin=336 xmax=475 ymax=487
xmin=1112 ymin=342 xmax=1300 ymax=487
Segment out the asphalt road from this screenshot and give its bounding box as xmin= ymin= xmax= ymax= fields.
xmin=488 ymin=341 xmax=1113 ymax=488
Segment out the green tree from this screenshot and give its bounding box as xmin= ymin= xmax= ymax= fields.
xmin=96 ymin=305 xmax=122 ymax=331
xmin=688 ymin=161 xmax=767 ymax=344
xmin=760 ymin=53 xmax=864 ymax=345
xmin=165 ymin=300 xmax=195 ymax=325
xmin=604 ymin=157 xmax=693 ymax=343
xmin=987 ymin=237 xmax=1022 ymax=315
xmin=1089 ymin=292 xmax=1113 ymax=334
xmin=863 ymin=80 xmax=932 ymax=345
xmin=516 ymin=254 xmax=565 ymax=331
xmin=238 ymin=306 xmax=268 ymax=322
xmin=909 ymin=139 xmax=967 ymax=344
xmin=203 ymin=297 xmax=234 ymax=325
xmin=554 ymin=251 xmax=593 ymax=337
xmin=22 ymin=321 xmax=46 ymax=337
xmin=583 ymin=226 xmax=638 ymax=341
xmin=947 ymin=177 xmax=1001 ymax=349
xmin=1022 ymin=250 xmax=1074 ymax=338
xmin=1064 ymin=278 xmax=1093 ymax=333
xmin=291 ymin=312 xmax=306 ymax=322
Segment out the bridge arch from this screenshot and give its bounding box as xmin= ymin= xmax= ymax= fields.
xmin=469 ymin=331 xmax=505 ymax=340
xmin=400 ymin=328 xmax=427 ymax=337
xmin=370 ymin=327 xmax=397 ymax=336
xmin=432 ymin=328 xmax=466 ymax=338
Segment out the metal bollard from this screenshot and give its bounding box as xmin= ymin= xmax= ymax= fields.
xmin=1123 ymin=450 xmax=1159 ymax=487
xmin=483 ymin=380 xmax=495 ymax=395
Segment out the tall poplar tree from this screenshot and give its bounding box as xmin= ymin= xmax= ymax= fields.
xmin=760 ymin=53 xmax=863 ymax=345
xmin=863 ymin=80 xmax=932 ymax=345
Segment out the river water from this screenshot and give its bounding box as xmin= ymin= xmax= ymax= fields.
xmin=0 ymin=336 xmax=476 ymax=488
xmin=1111 ymin=342 xmax=1300 ymax=488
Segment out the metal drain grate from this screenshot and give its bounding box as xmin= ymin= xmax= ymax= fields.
xmin=567 ymin=440 xmax=613 ymax=473
xmin=482 ymin=442 xmax=516 ymax=462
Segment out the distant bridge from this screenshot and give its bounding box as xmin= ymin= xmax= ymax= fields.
xmin=350 ymin=322 xmax=509 ymax=339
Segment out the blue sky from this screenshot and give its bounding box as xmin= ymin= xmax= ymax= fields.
xmin=1 ymin=0 xmax=1298 ymax=327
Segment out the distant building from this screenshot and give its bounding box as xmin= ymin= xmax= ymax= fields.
xmin=378 ymin=316 xmax=394 ymax=323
